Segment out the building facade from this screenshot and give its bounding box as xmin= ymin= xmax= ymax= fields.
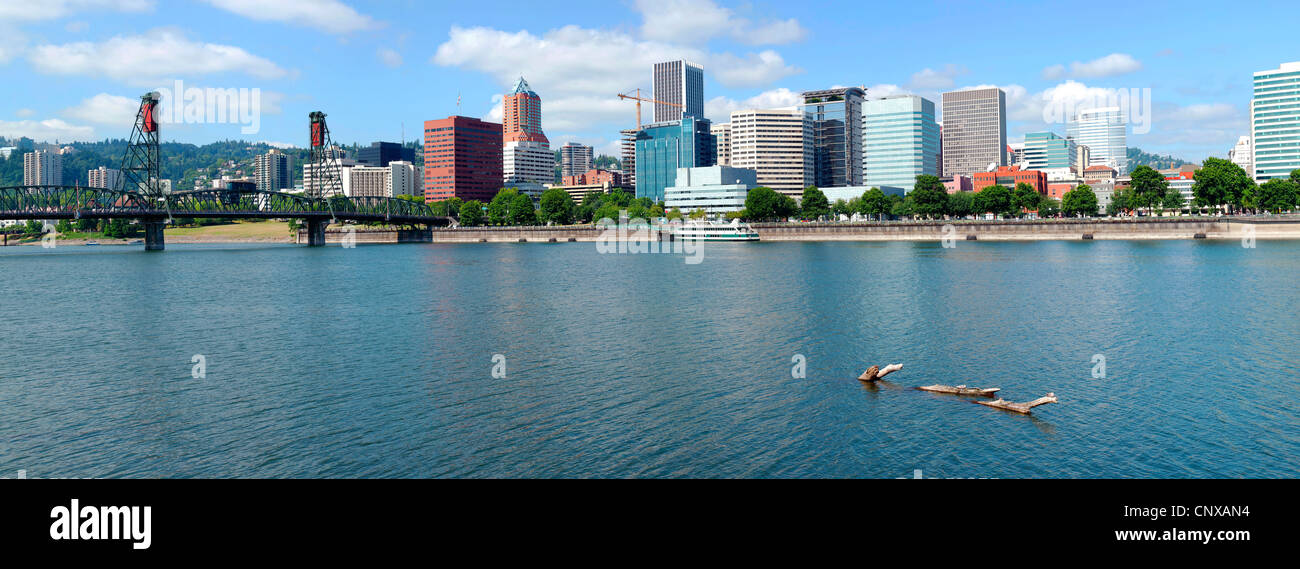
xmin=1022 ymin=132 xmax=1079 ymax=181
xmin=302 ymin=156 xmax=355 ymax=198
xmin=664 ymin=165 xmax=758 ymax=214
xmin=652 ymin=60 xmax=704 ymax=122
xmin=1229 ymin=135 xmax=1253 ymax=178
xmin=562 ymin=168 xmax=623 ymax=187
xmin=423 ymin=116 xmax=503 ymax=202
xmin=255 ymin=149 xmax=292 ymax=192
xmin=728 ymin=108 xmax=813 ymax=197
xmin=87 ymin=166 xmax=121 ymax=191
xmin=354 ymin=141 xmax=414 ymax=167
xmin=862 ymin=94 xmax=941 ymax=193
xmin=941 ymin=87 xmax=1007 ymax=178
xmin=23 ymin=150 xmax=62 ymax=186
xmin=1251 ymin=61 xmax=1300 ymax=182
xmin=502 ymin=77 xmax=552 ymax=186
xmin=711 ymin=122 xmax=731 ymax=166
xmin=560 ymin=142 xmax=593 ymax=178
xmin=973 ymin=165 xmax=1047 ymax=193
xmin=1068 ymin=107 xmax=1128 ymax=175
xmin=802 ymin=87 xmax=865 ymax=188
xmin=634 ymin=117 xmax=715 ymax=203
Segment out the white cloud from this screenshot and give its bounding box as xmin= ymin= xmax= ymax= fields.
xmin=64 ymin=20 xmax=88 ymax=32
xmin=259 ymin=140 xmax=297 ymax=149
xmin=201 ymin=0 xmax=379 ymax=34
xmin=15 ymin=108 xmax=34 ymax=117
xmin=908 ymin=64 xmax=967 ymax=89
xmin=377 ymin=47 xmax=402 ymax=68
xmin=0 ymin=0 xmax=152 ymax=22
xmin=62 ymin=93 xmax=139 ymax=126
xmin=1042 ymin=53 xmax=1142 ymax=80
xmin=0 ymin=118 xmax=95 ymax=142
xmin=705 ymin=87 xmax=802 ymax=122
xmin=27 ymin=28 xmax=290 ymax=84
xmin=706 ymin=50 xmax=800 ymax=87
xmin=635 ymin=0 xmax=806 ymax=46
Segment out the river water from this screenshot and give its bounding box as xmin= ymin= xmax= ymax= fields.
xmin=1 ymin=240 xmax=1297 ymax=478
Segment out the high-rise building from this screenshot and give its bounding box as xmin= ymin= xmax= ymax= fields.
xmin=560 ymin=142 xmax=593 ymax=178
xmin=711 ymin=122 xmax=731 ymax=166
xmin=941 ymin=87 xmax=1007 ymax=177
xmin=1229 ymin=135 xmax=1253 ymax=178
xmin=302 ymin=154 xmax=355 ymax=198
xmin=802 ymin=87 xmax=865 ymax=188
xmin=634 ymin=116 xmax=715 ymax=203
xmin=354 ymin=141 xmax=415 ymax=167
xmin=342 ymin=160 xmax=421 ymax=198
xmin=87 ymin=166 xmax=121 ymax=190
xmin=862 ymin=95 xmax=940 ymax=193
xmin=423 ymin=116 xmax=503 ymax=202
xmin=501 ymin=77 xmax=552 ymax=187
xmin=728 ymin=108 xmax=813 ymax=197
xmin=1252 ymin=61 xmax=1300 ymax=182
xmin=620 ymin=128 xmax=639 ymax=193
xmin=255 ymin=149 xmax=292 ymax=192
xmin=1022 ymin=132 xmax=1078 ymax=179
xmin=1068 ymin=107 xmax=1128 ymax=175
xmin=23 ymin=150 xmax=62 ymax=186
xmin=653 ymin=60 xmax=704 ymax=122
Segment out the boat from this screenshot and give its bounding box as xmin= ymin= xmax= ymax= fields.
xmin=975 ymin=393 xmax=1058 ymax=414
xmin=670 ymin=219 xmax=759 ymax=241
xmin=918 ymin=384 xmax=1001 ymax=397
xmin=85 ymin=241 xmax=100 ymax=246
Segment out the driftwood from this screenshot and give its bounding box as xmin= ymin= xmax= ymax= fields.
xmin=975 ymin=393 xmax=1058 ymax=414
xmin=918 ymin=384 xmax=1001 ymax=397
xmin=858 ymin=363 xmax=903 ymax=382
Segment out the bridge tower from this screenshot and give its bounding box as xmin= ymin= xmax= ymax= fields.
xmin=120 ymin=92 xmax=166 ymax=250
xmin=306 ymin=111 xmax=343 ymax=246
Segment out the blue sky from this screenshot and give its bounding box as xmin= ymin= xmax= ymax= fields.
xmin=0 ymin=0 xmax=1294 ymax=161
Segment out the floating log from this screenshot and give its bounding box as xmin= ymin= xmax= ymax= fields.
xmin=918 ymin=384 xmax=1001 ymax=397
xmin=975 ymin=393 xmax=1058 ymax=414
xmin=858 ymin=363 xmax=903 ymax=382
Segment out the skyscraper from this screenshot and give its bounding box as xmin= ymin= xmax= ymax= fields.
xmin=354 ymin=142 xmax=415 ymax=167
xmin=560 ymin=142 xmax=593 ymax=178
xmin=1251 ymin=61 xmax=1300 ymax=182
xmin=862 ymin=95 xmax=940 ymax=193
xmin=728 ymin=108 xmax=813 ymax=197
xmin=1068 ymin=107 xmax=1128 ymax=176
xmin=941 ymin=87 xmax=1007 ymax=177
xmin=423 ymin=116 xmax=503 ymax=202
xmin=255 ymin=149 xmax=292 ymax=192
xmin=1021 ymin=132 xmax=1078 ymax=177
xmin=652 ymin=60 xmax=704 ymax=122
xmin=87 ymin=166 xmax=121 ymax=191
xmin=711 ymin=122 xmax=731 ymax=166
xmin=23 ymin=149 xmax=62 ymax=186
xmin=801 ymin=87 xmax=865 ymax=188
xmin=501 ymin=77 xmax=552 ymax=186
xmin=634 ymin=116 xmax=715 ymax=202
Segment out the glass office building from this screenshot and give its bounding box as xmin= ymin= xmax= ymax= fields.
xmin=1022 ymin=131 xmax=1077 ymax=171
xmin=634 ymin=116 xmax=716 ymax=203
xmin=1252 ymin=61 xmax=1300 ymax=182
xmin=1068 ymin=107 xmax=1127 ymax=175
xmin=862 ymin=95 xmax=940 ymax=193
xmin=801 ymin=87 xmax=865 ymax=188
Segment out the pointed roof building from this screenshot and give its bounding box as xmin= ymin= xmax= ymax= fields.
xmin=503 ymin=76 xmax=547 ymax=144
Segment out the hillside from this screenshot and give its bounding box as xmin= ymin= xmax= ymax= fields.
xmin=1127 ymin=147 xmax=1192 ymax=170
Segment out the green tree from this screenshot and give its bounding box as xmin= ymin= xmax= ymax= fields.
xmin=890 ymin=195 xmax=915 ymax=217
xmin=1257 ymin=178 xmax=1300 ymax=213
xmin=1128 ymin=165 xmax=1169 ymax=214
xmin=1162 ymin=187 xmax=1186 ymax=213
xmin=1192 ymin=157 xmax=1252 ymax=213
xmin=744 ymin=186 xmax=784 ymax=220
xmin=25 ymin=219 xmax=42 ymax=235
xmin=1013 ymin=182 xmax=1041 ymax=215
xmin=55 ymin=219 xmax=73 ymax=234
xmin=488 ymin=188 xmax=518 ymax=225
xmin=666 ymin=207 xmax=683 ymax=221
xmin=689 ymin=208 xmax=707 ymax=220
xmin=459 ymin=200 xmax=484 ymax=226
xmin=538 ymin=187 xmax=575 ymax=225
xmin=1039 ymin=197 xmax=1061 ymax=217
xmin=508 ymin=193 xmax=537 ymax=225
xmin=975 ymin=185 xmax=1013 ymax=217
xmin=1061 ymin=184 xmax=1099 ymax=217
xmin=946 ymin=191 xmax=976 ymax=218
xmin=800 ymin=186 xmax=830 ymax=220
xmin=1110 ymin=188 xmax=1133 ymax=216
xmin=910 ymin=175 xmax=949 ymax=219
xmin=776 ymin=194 xmax=799 ymax=219
xmin=832 ymin=199 xmax=852 ymax=216
xmin=859 ymin=187 xmax=892 ymax=219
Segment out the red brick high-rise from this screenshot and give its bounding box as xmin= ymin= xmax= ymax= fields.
xmin=423 ymin=116 xmax=503 ymax=203
xmin=503 ymin=77 xmax=547 ymax=144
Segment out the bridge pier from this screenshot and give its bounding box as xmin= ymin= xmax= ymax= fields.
xmin=143 ymin=219 xmax=166 ymax=251
xmin=306 ymin=219 xmax=330 ymax=246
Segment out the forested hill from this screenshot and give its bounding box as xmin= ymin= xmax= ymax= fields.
xmin=1127 ymin=147 xmax=1193 ymax=170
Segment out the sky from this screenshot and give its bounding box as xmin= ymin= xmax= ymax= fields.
xmin=0 ymin=0 xmax=1295 ymax=162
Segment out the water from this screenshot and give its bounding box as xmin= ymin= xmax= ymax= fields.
xmin=1 ymin=240 xmax=1297 ymax=478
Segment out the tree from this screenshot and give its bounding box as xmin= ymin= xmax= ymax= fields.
xmin=689 ymin=208 xmax=707 ymax=220
xmin=776 ymin=194 xmax=799 ymax=219
xmin=459 ymin=200 xmax=484 ymax=226
xmin=1110 ymin=188 xmax=1133 ymax=216
xmin=1038 ymin=197 xmax=1061 ymax=217
xmin=1191 ymin=157 xmax=1252 ymax=213
xmin=800 ymin=186 xmax=830 ymax=220
xmin=508 ymin=193 xmax=537 ymax=225
xmin=1129 ymin=165 xmax=1169 ymax=214
xmin=910 ymin=175 xmax=949 ymax=219
xmin=832 ymin=199 xmax=852 ymax=216
xmin=56 ymin=219 xmax=73 ymax=234
xmin=859 ymin=187 xmax=891 ymax=219
xmin=946 ymin=191 xmax=976 ymax=218
xmin=25 ymin=219 xmax=42 ymax=235
xmin=1061 ymin=184 xmax=1099 ymax=217
xmin=974 ymin=184 xmax=1013 ymax=217
xmin=444 ymin=197 xmax=463 ymax=220
xmin=539 ymin=187 xmax=575 ymax=225
xmin=890 ymin=195 xmax=914 ymax=217
xmin=1013 ymin=182 xmax=1041 ymax=215
xmin=666 ymin=207 xmax=684 ymax=221
xmin=1257 ymin=178 xmax=1300 ymax=213
xmin=488 ymin=188 xmax=518 ymax=225
xmin=1162 ymin=187 xmax=1186 ymax=213
xmin=744 ymin=186 xmax=784 ymax=220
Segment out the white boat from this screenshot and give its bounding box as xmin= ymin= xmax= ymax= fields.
xmin=669 ymin=219 xmax=759 ymax=242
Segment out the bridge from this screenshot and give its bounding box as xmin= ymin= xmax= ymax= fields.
xmin=0 ymin=94 xmax=451 ymax=250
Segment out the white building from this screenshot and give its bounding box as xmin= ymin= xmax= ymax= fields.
xmin=711 ymin=122 xmax=731 ymax=166
xmin=1068 ymin=107 xmax=1128 ymax=175
xmin=1252 ymin=62 xmax=1300 ymax=182
xmin=303 ymin=157 xmax=355 ymax=197
xmin=664 ymin=166 xmax=757 ymax=214
xmin=87 ymin=166 xmax=121 ymax=190
xmin=560 ymin=142 xmax=592 ymax=178
xmin=255 ymin=149 xmax=292 ymax=192
xmin=23 ymin=150 xmax=62 ymax=186
xmin=503 ymin=140 xmax=553 ymax=186
xmin=1229 ymin=135 xmax=1253 ymax=178
xmin=342 ymin=161 xmax=422 ymax=198
xmin=727 ymin=108 xmax=812 ymax=197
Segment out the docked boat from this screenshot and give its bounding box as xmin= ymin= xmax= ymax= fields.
xmin=670 ymin=219 xmax=759 ymax=241
xmin=918 ymin=384 xmax=1000 ymax=397
xmin=85 ymin=241 xmax=100 ymax=246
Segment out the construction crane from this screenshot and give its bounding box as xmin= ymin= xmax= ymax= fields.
xmin=617 ymin=88 xmax=682 ymax=130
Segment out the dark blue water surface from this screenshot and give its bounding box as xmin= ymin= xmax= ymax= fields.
xmin=1 ymin=240 xmax=1297 ymax=478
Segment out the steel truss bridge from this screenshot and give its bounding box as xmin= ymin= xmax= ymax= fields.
xmin=2 ymin=95 xmax=450 ymax=250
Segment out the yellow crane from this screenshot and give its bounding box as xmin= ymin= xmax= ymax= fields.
xmin=617 ymin=88 xmax=682 ymax=129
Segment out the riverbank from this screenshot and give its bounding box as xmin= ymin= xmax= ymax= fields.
xmin=2 ymin=221 xmax=295 ymax=246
